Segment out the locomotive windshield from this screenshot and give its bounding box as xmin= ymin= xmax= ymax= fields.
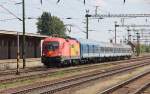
xmin=43 ymin=41 xmax=59 ymax=51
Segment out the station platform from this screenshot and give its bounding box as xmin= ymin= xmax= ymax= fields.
xmin=0 ymin=58 xmax=44 ymax=71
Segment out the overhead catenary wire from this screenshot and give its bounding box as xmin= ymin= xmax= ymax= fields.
xmin=0 ymin=5 xmax=22 ymax=21
xmin=0 ymin=18 xmax=18 ymax=21
xmin=0 ymin=0 xmax=89 ymax=23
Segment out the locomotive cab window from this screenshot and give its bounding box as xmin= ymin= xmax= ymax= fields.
xmin=43 ymin=42 xmax=59 ymax=51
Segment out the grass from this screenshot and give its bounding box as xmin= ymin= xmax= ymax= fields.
xmin=0 ymin=62 xmax=128 ymax=91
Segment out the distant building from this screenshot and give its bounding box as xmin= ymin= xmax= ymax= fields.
xmin=0 ymin=30 xmax=48 ymax=59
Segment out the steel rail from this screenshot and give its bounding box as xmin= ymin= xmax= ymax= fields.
xmin=8 ymin=60 xmax=150 ymax=94
xmin=0 ymin=56 xmax=149 ymax=76
xmin=0 ymin=57 xmax=149 ymax=85
xmin=98 ymin=70 xmax=150 ymax=94
xmin=132 ymin=82 xmax=150 ymax=94
xmin=0 ymin=56 xmax=146 ymax=77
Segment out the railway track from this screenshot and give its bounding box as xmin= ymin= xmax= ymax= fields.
xmin=0 ymin=56 xmax=150 ymax=85
xmin=1 ymin=58 xmax=150 ymax=94
xmin=138 ymin=83 xmax=150 ymax=94
xmin=98 ymin=70 xmax=150 ymax=94
xmin=0 ymin=56 xmax=149 ymax=76
xmin=133 ymin=82 xmax=150 ymax=94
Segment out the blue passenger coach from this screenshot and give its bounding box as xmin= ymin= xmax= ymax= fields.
xmin=77 ymin=39 xmax=132 ymax=62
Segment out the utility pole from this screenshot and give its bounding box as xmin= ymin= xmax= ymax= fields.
xmin=85 ymin=10 xmax=91 ymax=39
xmin=95 ymin=6 xmax=99 ymax=16
xmin=114 ymin=21 xmax=118 ymax=44
xmin=16 ymin=32 xmax=20 ymax=75
xmin=127 ymin=28 xmax=131 ymax=42
xmin=136 ymin=32 xmax=140 ymax=56
xmin=22 ymin=0 xmax=26 ymax=68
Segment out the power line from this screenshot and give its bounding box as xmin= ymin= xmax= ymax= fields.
xmin=117 ymin=25 xmax=150 ymax=27
xmin=8 ymin=0 xmax=19 ymax=3
xmin=91 ymin=13 xmax=150 ymax=18
xmin=0 ymin=18 xmax=18 ymax=21
xmin=0 ymin=16 xmax=83 ymax=22
xmin=0 ymin=5 xmax=22 ymax=21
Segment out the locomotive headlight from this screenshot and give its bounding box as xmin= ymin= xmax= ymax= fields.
xmin=42 ymin=53 xmax=45 ymax=56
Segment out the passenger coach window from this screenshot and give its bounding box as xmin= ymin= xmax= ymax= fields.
xmin=101 ymin=47 xmax=104 ymax=53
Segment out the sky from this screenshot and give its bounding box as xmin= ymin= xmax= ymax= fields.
xmin=0 ymin=0 xmax=150 ymax=43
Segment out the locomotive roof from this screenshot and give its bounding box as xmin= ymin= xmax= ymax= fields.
xmin=76 ymin=38 xmax=131 ymax=48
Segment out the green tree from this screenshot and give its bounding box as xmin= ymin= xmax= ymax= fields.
xmin=139 ymin=44 xmax=150 ymax=53
xmin=145 ymin=46 xmax=150 ymax=52
xmin=37 ymin=12 xmax=67 ymax=37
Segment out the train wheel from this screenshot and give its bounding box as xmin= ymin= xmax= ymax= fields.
xmin=56 ymin=62 xmax=62 ymax=67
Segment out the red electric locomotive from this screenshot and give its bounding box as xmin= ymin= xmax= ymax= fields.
xmin=41 ymin=37 xmax=80 ymax=67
